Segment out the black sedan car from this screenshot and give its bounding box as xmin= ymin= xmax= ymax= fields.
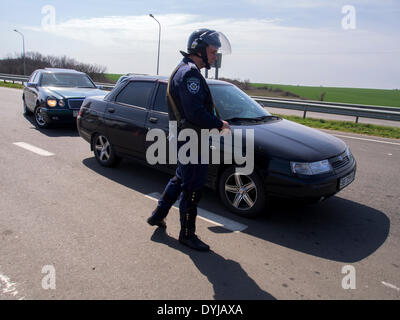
xmin=23 ymin=68 xmax=108 ymax=128
xmin=77 ymin=75 xmax=356 ymax=217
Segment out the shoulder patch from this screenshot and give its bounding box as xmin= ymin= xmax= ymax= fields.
xmin=186 ymin=77 xmax=200 ymax=94
xmin=188 ymin=62 xmax=198 ymax=70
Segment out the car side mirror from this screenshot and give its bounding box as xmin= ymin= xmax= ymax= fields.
xmin=26 ymin=82 xmax=37 ymax=88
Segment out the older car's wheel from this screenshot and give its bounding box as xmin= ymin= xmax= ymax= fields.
xmin=34 ymin=106 xmax=49 ymax=128
xmin=92 ymin=133 xmax=121 ymax=167
xmin=218 ymin=166 xmax=267 ymax=218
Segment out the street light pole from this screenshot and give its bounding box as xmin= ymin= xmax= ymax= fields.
xmin=149 ymin=14 xmax=161 ymax=75
xmin=14 ymin=29 xmax=26 ymax=75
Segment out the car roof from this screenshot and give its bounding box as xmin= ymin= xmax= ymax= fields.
xmin=36 ymin=68 xmax=85 ymax=74
xmin=124 ymin=74 xmax=232 ymax=85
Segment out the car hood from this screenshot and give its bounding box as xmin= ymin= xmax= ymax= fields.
xmin=231 ymin=118 xmax=346 ymax=162
xmin=44 ymin=87 xmax=108 ymax=99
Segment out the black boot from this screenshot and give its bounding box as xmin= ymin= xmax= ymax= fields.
xmin=147 ymin=215 xmax=166 ymax=228
xmin=179 ymin=192 xmax=209 ymax=251
xmin=179 ymin=233 xmax=210 ymax=252
xmin=147 ymin=206 xmax=167 ymax=228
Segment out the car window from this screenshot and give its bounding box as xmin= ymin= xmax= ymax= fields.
xmin=153 ymin=83 xmax=167 ymax=113
xmin=115 ymin=81 xmax=155 ymax=108
xmin=40 ymin=73 xmax=95 ymax=88
xmin=209 ymin=84 xmax=271 ymax=120
xmin=33 ymin=72 xmax=41 ymax=84
xmin=29 ymin=72 xmax=37 ymax=83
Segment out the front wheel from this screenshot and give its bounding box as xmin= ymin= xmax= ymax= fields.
xmin=34 ymin=106 xmax=49 ymax=128
xmin=218 ymin=166 xmax=267 ymax=218
xmin=92 ymin=133 xmax=121 ymax=167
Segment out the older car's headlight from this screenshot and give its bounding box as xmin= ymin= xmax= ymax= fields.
xmin=290 ymin=160 xmax=333 ymax=175
xmin=47 ymin=98 xmax=57 ymax=107
xmin=345 ymin=147 xmax=353 ymax=161
xmin=59 ymin=100 xmax=65 ymax=107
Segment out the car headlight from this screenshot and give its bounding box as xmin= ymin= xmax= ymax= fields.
xmin=345 ymin=147 xmax=353 ymax=161
xmin=47 ymin=98 xmax=57 ymax=107
xmin=290 ymin=160 xmax=332 ymax=175
xmin=59 ymin=100 xmax=65 ymax=107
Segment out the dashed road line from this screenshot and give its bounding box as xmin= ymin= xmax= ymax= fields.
xmin=0 ymin=270 xmax=24 ymax=300
xmin=381 ymin=281 xmax=400 ymax=292
xmin=145 ymin=192 xmax=248 ymax=232
xmin=13 ymin=142 xmax=55 ymax=156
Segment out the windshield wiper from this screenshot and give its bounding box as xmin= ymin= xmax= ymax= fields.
xmin=252 ymin=115 xmax=278 ymax=121
xmin=224 ymin=115 xmax=276 ymax=123
xmin=224 ymin=117 xmax=257 ymax=123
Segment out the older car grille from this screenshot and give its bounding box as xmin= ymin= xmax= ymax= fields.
xmin=330 ymin=151 xmax=350 ymax=170
xmin=68 ymin=99 xmax=84 ymax=110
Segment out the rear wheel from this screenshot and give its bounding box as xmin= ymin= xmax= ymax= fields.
xmin=218 ymin=166 xmax=267 ymax=218
xmin=92 ymin=133 xmax=121 ymax=167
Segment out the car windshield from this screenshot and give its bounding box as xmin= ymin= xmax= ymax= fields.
xmin=40 ymin=73 xmax=96 ymax=88
xmin=209 ymin=84 xmax=271 ymax=121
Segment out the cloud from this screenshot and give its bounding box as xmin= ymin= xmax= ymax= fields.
xmin=245 ymin=0 xmax=397 ymax=8
xmin=24 ymin=13 xmax=400 ymax=88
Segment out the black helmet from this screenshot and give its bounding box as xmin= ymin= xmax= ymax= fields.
xmin=181 ymin=28 xmax=231 ymax=69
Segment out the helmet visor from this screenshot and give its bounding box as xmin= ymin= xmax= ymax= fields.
xmin=203 ymin=31 xmax=232 ymax=55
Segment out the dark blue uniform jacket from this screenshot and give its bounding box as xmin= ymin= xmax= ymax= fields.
xmin=167 ymin=57 xmax=223 ymax=130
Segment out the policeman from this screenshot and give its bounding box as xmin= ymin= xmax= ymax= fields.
xmin=147 ymin=29 xmax=231 ymax=251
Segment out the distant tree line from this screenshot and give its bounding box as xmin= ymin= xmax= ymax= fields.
xmin=0 ymin=52 xmax=109 ymax=82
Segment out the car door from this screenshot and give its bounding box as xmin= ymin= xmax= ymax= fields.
xmin=144 ymin=82 xmax=176 ymax=173
xmin=104 ymin=80 xmax=156 ymax=160
xmin=25 ymin=71 xmax=39 ymax=109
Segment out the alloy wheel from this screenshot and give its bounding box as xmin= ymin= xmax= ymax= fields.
xmin=94 ymin=135 xmax=111 ymax=162
xmin=35 ymin=107 xmax=47 ymax=127
xmin=224 ymin=173 xmax=257 ymax=210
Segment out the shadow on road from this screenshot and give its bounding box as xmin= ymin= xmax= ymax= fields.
xmin=150 ymin=227 xmax=276 ymax=300
xmin=83 ymin=157 xmax=390 ymax=264
xmin=23 ymin=114 xmax=79 ymax=137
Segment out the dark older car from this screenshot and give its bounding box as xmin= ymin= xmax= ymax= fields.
xmin=23 ymin=68 xmax=108 ymax=128
xmin=77 ymin=76 xmax=356 ymax=217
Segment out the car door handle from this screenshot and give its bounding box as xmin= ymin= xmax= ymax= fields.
xmin=107 ymin=108 xmax=115 ymax=113
xmin=149 ymin=117 xmax=158 ymax=123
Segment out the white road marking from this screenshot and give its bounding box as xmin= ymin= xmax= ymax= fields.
xmin=13 ymin=142 xmax=55 ymax=156
xmin=332 ymin=134 xmax=400 ymax=146
xmin=0 ymin=270 xmax=22 ymax=299
xmin=381 ymin=281 xmax=400 ymax=292
xmin=145 ymin=192 xmax=248 ymax=232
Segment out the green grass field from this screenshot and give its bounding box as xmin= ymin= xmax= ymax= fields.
xmin=273 ymin=113 xmax=400 ymax=139
xmin=251 ymin=83 xmax=400 ymax=108
xmin=104 ymin=73 xmax=123 ymax=83
xmin=0 ymin=82 xmax=23 ymax=89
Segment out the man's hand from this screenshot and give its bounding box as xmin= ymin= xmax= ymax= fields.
xmin=220 ymin=120 xmax=231 ymax=135
xmin=221 ymin=120 xmax=230 ymax=130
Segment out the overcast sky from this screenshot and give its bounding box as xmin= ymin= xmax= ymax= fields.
xmin=1 ymin=0 xmax=399 ymax=89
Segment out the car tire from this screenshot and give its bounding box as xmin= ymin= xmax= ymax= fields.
xmin=23 ymin=97 xmax=32 ymax=115
xmin=92 ymin=133 xmax=121 ymax=167
xmin=218 ymin=166 xmax=267 ymax=218
xmin=34 ymin=106 xmax=49 ymax=128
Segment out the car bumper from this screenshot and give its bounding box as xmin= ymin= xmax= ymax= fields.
xmin=264 ymin=159 xmax=357 ymax=200
xmin=40 ymin=108 xmax=78 ymax=123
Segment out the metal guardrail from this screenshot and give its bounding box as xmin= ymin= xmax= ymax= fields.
xmin=1 ymin=73 xmax=399 ymax=122
xmin=253 ymin=97 xmax=400 ymax=123
xmin=251 ymin=95 xmax=400 ymax=113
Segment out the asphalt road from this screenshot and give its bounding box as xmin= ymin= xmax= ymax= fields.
xmin=0 ymin=87 xmax=399 ymax=300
